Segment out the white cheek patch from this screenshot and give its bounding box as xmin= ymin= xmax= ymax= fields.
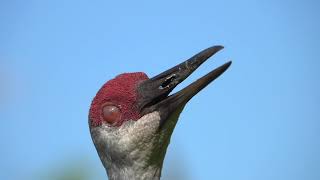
xmin=93 ymin=111 xmax=161 ymax=159
xmin=121 ymin=111 xmax=160 ymax=142
xmin=118 ymin=111 xmax=161 ymax=153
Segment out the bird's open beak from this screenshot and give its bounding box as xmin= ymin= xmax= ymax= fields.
xmin=137 ymin=46 xmax=231 ymax=128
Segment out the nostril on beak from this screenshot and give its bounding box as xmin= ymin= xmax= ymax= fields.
xmin=159 ymin=74 xmax=177 ymax=89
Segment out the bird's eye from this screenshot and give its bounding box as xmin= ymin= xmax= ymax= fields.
xmin=102 ymin=105 xmax=121 ymax=124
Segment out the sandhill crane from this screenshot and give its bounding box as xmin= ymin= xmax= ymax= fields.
xmin=89 ymin=46 xmax=231 ymax=180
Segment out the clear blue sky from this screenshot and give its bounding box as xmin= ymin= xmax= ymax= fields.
xmin=1 ymin=0 xmax=319 ymax=180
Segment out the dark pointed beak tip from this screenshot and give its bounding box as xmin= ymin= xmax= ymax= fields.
xmin=199 ymin=45 xmax=224 ymax=60
xmin=225 ymin=60 xmax=232 ymax=68
xmin=213 ymin=45 xmax=224 ymax=50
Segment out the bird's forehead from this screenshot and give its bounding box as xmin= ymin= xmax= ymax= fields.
xmin=101 ymin=72 xmax=149 ymax=94
xmin=97 ymin=72 xmax=149 ymax=104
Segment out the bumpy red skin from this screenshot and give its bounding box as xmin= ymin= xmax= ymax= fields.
xmin=89 ymin=72 xmax=149 ymax=127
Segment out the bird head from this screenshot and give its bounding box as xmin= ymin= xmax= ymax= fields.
xmin=89 ymin=46 xmax=231 ymax=176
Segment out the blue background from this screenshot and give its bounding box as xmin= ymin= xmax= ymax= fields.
xmin=1 ymin=0 xmax=319 ymax=179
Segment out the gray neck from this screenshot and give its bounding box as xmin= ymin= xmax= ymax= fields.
xmin=99 ymin=140 xmax=167 ymax=180
xmin=105 ymin=162 xmax=162 ymax=180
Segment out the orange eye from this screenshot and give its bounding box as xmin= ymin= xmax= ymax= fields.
xmin=102 ymin=105 xmax=121 ymax=124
